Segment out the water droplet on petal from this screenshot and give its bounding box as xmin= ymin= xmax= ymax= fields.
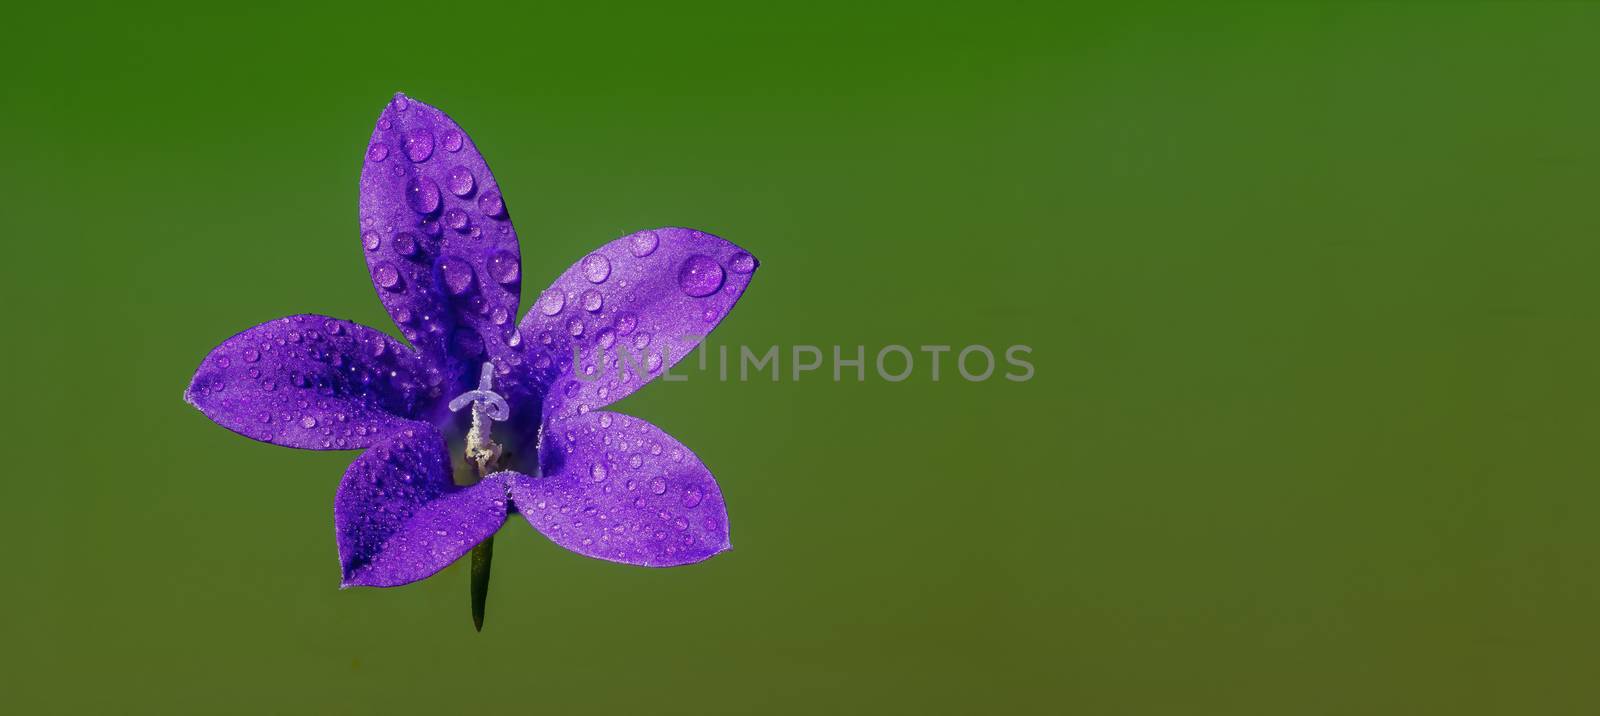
xmin=615 ymin=312 xmax=637 ymax=335
xmin=362 ymin=231 xmax=381 ymax=251
xmin=591 ymin=463 xmax=607 ymax=482
xmin=682 ymin=489 xmax=703 ymax=508
xmin=392 ymin=232 xmax=417 ymax=257
xmin=440 ymin=256 xmax=474 ymax=295
xmin=678 ymin=254 xmax=724 ymax=297
xmin=405 ymin=177 xmax=441 ymax=215
xmin=582 ymin=254 xmax=611 ymax=283
xmin=597 ymin=328 xmax=616 ymax=349
xmin=729 ymin=252 xmax=757 ymax=274
xmin=442 ymin=130 xmax=463 ymax=152
xmin=567 ymin=318 xmax=584 ymax=337
xmin=446 ymin=166 xmax=474 ymax=196
xmin=539 ymin=291 xmax=565 ymax=316
xmin=418 ymin=216 xmax=442 ymax=238
xmin=630 ymin=230 xmax=659 ymax=257
xmin=488 ymin=251 xmax=519 ymax=285
xmin=404 ymin=129 xmax=434 ymax=162
xmin=391 ymin=94 xmax=409 ymax=111
xmin=367 ymin=144 xmax=388 ymax=162
xmin=478 ymin=191 xmax=505 ymax=218
xmin=580 ymin=289 xmax=603 ymax=312
xmin=301 ymin=416 xmax=318 ymax=429
xmin=650 ymin=478 xmax=667 ymax=495
xmin=443 ymin=208 xmax=469 ymax=231
xmin=374 ymin=263 xmax=402 ymax=290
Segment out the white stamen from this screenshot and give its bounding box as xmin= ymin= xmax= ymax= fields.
xmin=449 ymin=362 xmax=509 ymax=473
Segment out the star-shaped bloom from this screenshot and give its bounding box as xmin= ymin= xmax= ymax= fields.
xmin=184 ymin=93 xmax=758 ymax=596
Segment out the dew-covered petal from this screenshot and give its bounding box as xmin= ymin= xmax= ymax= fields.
xmin=184 ymin=315 xmax=442 ymax=450
xmin=516 ymin=227 xmax=758 ymax=418
xmin=336 ymin=425 xmax=510 ymax=587
xmin=359 ymin=93 xmax=523 ymax=374
xmin=509 ymin=411 xmax=731 ymax=567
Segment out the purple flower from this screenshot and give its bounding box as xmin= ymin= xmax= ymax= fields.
xmin=184 ymin=94 xmax=758 ymax=613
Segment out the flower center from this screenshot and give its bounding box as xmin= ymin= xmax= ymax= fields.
xmin=448 ymin=362 xmax=510 ymax=476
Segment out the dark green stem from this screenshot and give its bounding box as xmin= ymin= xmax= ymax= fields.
xmin=470 ymin=536 xmax=494 ymax=631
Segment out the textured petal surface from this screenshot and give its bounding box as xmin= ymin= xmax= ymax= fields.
xmin=336 ymin=425 xmax=510 ymax=587
xmin=358 ymin=93 xmax=523 ymax=376
xmin=510 ymin=411 xmax=730 ymax=566
xmin=184 ymin=315 xmax=440 ymax=449
xmin=516 ymin=227 xmax=757 ymax=419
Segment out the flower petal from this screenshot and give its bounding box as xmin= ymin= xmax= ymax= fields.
xmin=358 ymin=93 xmax=523 ymax=372
xmin=336 ymin=425 xmax=509 ymax=587
xmin=516 ymin=227 xmax=758 ymax=418
xmin=184 ymin=315 xmax=441 ymax=450
xmin=509 ymin=411 xmax=731 ymax=567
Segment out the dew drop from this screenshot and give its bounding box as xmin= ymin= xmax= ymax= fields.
xmin=404 ymin=129 xmax=434 ymax=162
xmin=650 ymin=478 xmax=667 ymax=495
xmin=405 ymin=177 xmax=441 ymax=215
xmin=682 ymin=489 xmax=703 ymax=508
xmin=580 ymin=289 xmax=604 ymax=312
xmin=442 ymin=130 xmax=463 ymax=152
xmin=367 ymin=144 xmax=388 ymax=162
xmin=630 ymin=230 xmax=659 ymax=257
xmin=446 ymin=165 xmax=474 ymax=196
xmin=440 ymin=256 xmax=474 ymax=295
xmin=729 ymin=251 xmax=757 ymax=274
xmin=478 ymin=191 xmax=505 ymax=218
xmin=591 ymin=463 xmax=607 ymax=483
xmin=362 ymin=231 xmax=381 ymax=251
xmin=488 ymin=251 xmax=519 ymax=285
xmin=301 ymin=416 xmax=317 ymax=429
xmin=374 ymin=263 xmax=402 ymax=290
xmin=597 ymin=328 xmax=616 ymax=349
xmin=392 ymin=232 xmax=417 ymax=257
xmin=614 ymin=312 xmax=638 ymax=335
xmin=418 ymin=216 xmax=442 ymax=238
xmin=582 ymin=254 xmax=611 ymax=283
xmin=539 ymin=291 xmax=565 ymax=316
xmin=443 ymin=208 xmax=469 ymax=230
xmin=567 ymin=318 xmax=584 ymax=337
xmin=678 ymin=254 xmax=724 ymax=297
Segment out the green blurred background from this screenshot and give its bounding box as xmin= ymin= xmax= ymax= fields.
xmin=4 ymin=1 xmax=1599 ymax=713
